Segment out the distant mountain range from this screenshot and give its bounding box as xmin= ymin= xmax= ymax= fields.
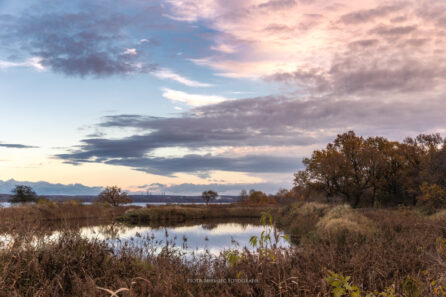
xmin=0 ymin=179 xmax=103 ymax=196
xmin=0 ymin=179 xmax=239 ymax=203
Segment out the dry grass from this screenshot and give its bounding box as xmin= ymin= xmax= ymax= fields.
xmin=0 ymin=204 xmax=444 ymax=296
xmin=118 ymin=204 xmax=270 ymax=224
xmin=316 ymin=205 xmax=375 ymax=237
xmin=274 ymin=202 xmax=329 ymax=243
xmin=292 ymin=202 xmax=330 ymax=216
xmin=0 ymin=203 xmax=133 ymax=232
xmin=429 ymin=209 xmax=446 ymax=221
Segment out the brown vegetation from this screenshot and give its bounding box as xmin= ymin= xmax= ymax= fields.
xmin=1 ymin=132 xmax=444 ymax=296
xmin=0 ymin=204 xmax=444 ymax=296
xmin=238 ymin=189 xmax=283 ymax=205
xmin=0 ymin=202 xmax=132 ymax=232
xmin=315 ymin=204 xmax=375 ymax=237
xmin=294 ymin=131 xmax=446 ymax=210
xmin=118 ymin=204 xmax=269 ymax=224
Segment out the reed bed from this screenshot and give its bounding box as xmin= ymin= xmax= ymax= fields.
xmin=118 ymin=204 xmax=270 ymax=224
xmin=0 ymin=205 xmax=444 ymax=296
xmin=0 ymin=203 xmax=134 ymax=231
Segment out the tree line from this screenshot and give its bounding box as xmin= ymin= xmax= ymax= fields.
xmin=6 ymin=185 xmax=221 ymax=206
xmin=6 ymin=185 xmax=133 ymax=206
xmin=293 ymin=131 xmax=446 ymax=209
xmin=6 ymin=131 xmax=445 ymax=210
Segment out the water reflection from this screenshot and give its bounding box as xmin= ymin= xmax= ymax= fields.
xmin=81 ymin=221 xmax=289 ymax=256
xmin=0 ymin=218 xmax=290 ymax=256
xmin=0 ymin=202 xmax=231 ymax=208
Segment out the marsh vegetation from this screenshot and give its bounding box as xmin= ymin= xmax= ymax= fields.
xmin=0 ymin=202 xmax=444 ymax=296
xmin=1 ymin=131 xmax=445 ymax=296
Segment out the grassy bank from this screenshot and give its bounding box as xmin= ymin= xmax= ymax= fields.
xmin=0 ymin=203 xmax=132 ymax=231
xmin=275 ymin=202 xmax=446 ymax=243
xmin=117 ymin=204 xmax=272 ymax=224
xmin=0 ymin=205 xmax=444 ymax=296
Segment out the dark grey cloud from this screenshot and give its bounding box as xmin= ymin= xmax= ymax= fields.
xmin=0 ymin=143 xmax=38 ymax=149
xmin=56 ymin=92 xmax=446 ymax=176
xmin=328 ymin=58 xmax=445 ymax=95
xmin=267 ymin=68 xmax=329 ymax=93
xmin=0 ymin=0 xmax=165 ymax=76
xmin=339 ymin=3 xmax=406 ymax=24
xmin=403 ymin=38 xmax=430 ymax=47
xmin=264 ymin=24 xmax=295 ymax=33
xmin=270 ymin=44 xmax=445 ymax=96
xmin=57 ymin=117 xmax=304 ymax=175
xmin=370 ymin=25 xmax=417 ymax=37
xmin=27 ymin=0 xmax=445 ymax=178
xmin=267 ymin=2 xmax=446 ymax=98
xmin=258 ymin=0 xmax=296 ymax=10
xmin=103 ymin=154 xmax=301 ymax=176
xmin=348 ymin=39 xmax=379 ymax=49
xmin=415 ymin=1 xmax=446 ymax=28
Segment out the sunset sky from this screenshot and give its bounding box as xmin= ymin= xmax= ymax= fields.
xmin=1 ymin=0 xmax=445 ymax=195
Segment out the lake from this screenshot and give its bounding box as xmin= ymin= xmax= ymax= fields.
xmin=0 ymin=219 xmax=290 ymax=256
xmin=0 ymin=201 xmax=231 ymax=208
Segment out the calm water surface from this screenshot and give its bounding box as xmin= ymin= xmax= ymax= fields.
xmin=1 ymin=220 xmax=290 ymax=256
xmin=81 ymin=221 xmax=289 ymax=255
xmin=0 ymin=202 xmax=230 ymax=208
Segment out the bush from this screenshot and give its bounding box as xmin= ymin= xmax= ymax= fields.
xmin=316 ymin=205 xmax=374 ymax=237
xmin=9 ymin=185 xmax=37 ymax=203
xmin=429 ymin=209 xmax=446 ymax=221
xmin=418 ymin=183 xmax=446 ymax=211
xmin=0 ymin=208 xmax=445 ymax=296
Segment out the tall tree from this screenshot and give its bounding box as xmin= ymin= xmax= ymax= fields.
xmin=297 ymin=131 xmax=375 ymax=207
xmin=335 ymin=131 xmax=378 ymax=207
xmin=294 ymin=131 xmax=446 ymax=208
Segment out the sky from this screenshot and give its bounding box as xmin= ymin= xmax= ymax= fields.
xmin=1 ymin=0 xmax=445 ymax=195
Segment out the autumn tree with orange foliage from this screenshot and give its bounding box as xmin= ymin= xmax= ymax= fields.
xmin=294 ymin=131 xmax=446 ymax=209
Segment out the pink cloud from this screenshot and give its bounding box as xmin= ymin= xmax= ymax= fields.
xmin=165 ymin=0 xmax=446 ymax=99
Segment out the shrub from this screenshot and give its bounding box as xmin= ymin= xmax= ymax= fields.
xmin=418 ymin=183 xmax=446 ymax=211
xmin=0 ymin=207 xmax=445 ymax=296
xmin=9 ymin=185 xmax=37 ymax=203
xmin=429 ymin=210 xmax=446 ymax=221
xmin=316 ymin=205 xmax=374 ymax=237
xmin=275 ymin=202 xmax=329 ymax=243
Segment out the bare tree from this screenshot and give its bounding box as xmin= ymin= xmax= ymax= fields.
xmin=238 ymin=189 xmax=248 ymax=202
xmin=201 ymin=190 xmax=218 ymax=205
